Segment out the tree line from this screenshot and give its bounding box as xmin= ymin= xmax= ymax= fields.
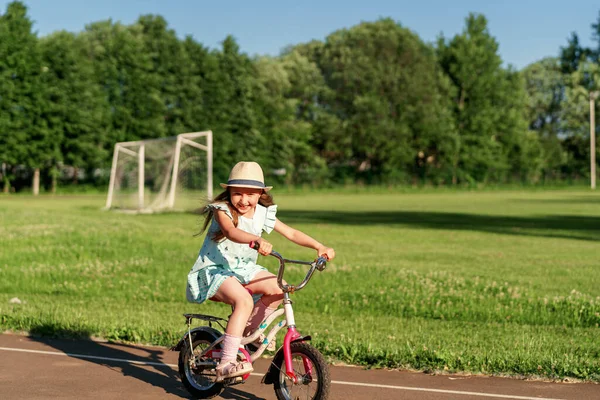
xmin=1 ymin=1 xmax=599 ymax=193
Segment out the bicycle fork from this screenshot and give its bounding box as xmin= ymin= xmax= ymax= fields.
xmin=281 ymin=292 xmax=313 ymax=384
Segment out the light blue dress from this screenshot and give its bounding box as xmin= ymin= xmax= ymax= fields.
xmin=186 ymin=202 xmax=278 ymax=304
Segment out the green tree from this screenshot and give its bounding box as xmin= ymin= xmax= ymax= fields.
xmin=281 ymin=42 xmax=346 ymax=181
xmin=205 ymin=36 xmax=260 ymax=181
xmin=438 ymin=13 xmax=537 ymax=183
xmin=562 ymin=61 xmax=600 ymax=179
xmin=497 ymin=68 xmax=543 ymax=182
xmin=0 ymin=6 xmax=15 ymax=192
xmin=591 ymin=11 xmax=600 ymax=61
xmin=554 ymin=11 xmax=600 ymax=181
xmin=0 ymin=1 xmax=53 ymax=193
xmin=315 ymin=19 xmax=456 ymax=184
xmin=522 ymin=58 xmax=569 ymax=180
xmin=179 ymin=36 xmax=212 ymax=133
xmin=137 ymin=15 xmax=192 ymax=136
xmin=253 ymin=54 xmax=327 ymax=185
xmin=559 ymin=33 xmax=592 ymax=74
xmin=280 ymin=50 xmax=332 ymax=184
xmin=80 ymin=20 xmax=165 ymax=147
xmin=39 ymin=30 xmax=109 ymax=189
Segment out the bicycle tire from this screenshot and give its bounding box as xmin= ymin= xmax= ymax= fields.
xmin=178 ymin=330 xmax=224 ymax=399
xmin=272 ymin=342 xmax=331 ymax=400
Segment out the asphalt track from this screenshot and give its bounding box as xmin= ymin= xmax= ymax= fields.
xmin=0 ymin=333 xmax=597 ymax=399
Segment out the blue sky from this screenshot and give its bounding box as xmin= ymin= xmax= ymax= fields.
xmin=2 ymin=0 xmax=599 ymax=70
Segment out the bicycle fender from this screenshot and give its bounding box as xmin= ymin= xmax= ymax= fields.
xmin=261 ymin=335 xmax=311 ymax=385
xmin=169 ymin=326 xmax=222 ymax=351
xmin=288 ymin=335 xmax=311 ymax=346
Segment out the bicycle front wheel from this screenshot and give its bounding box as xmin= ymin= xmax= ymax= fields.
xmin=273 ymin=342 xmax=331 ymax=400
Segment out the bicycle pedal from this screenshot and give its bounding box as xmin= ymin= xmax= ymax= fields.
xmin=224 ymin=376 xmax=245 ymax=386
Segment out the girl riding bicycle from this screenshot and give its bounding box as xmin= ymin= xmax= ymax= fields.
xmin=186 ymin=161 xmax=335 ymax=382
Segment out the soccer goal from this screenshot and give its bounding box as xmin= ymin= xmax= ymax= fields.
xmin=105 ymin=131 xmax=213 ymax=212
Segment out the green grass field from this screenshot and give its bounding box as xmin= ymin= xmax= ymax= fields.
xmin=1 ymin=189 xmax=599 ymax=381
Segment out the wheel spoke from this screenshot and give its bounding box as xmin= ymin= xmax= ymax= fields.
xmin=186 ymin=340 xmax=216 ymax=388
xmin=274 ymin=343 xmax=329 ymax=400
xmin=179 ymin=331 xmax=225 ymax=398
xmin=280 ymin=354 xmax=318 ymax=399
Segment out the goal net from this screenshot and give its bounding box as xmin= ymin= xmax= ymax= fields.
xmin=105 ymin=131 xmax=213 ymax=213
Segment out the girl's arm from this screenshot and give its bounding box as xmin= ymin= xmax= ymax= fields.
xmin=214 ymin=211 xmax=272 ymax=255
xmin=273 ymin=218 xmax=336 ymax=260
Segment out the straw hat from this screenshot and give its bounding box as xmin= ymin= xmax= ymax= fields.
xmin=220 ymin=161 xmax=272 ymax=191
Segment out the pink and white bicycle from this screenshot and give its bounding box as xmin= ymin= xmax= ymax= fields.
xmin=172 ymin=242 xmax=331 ymax=399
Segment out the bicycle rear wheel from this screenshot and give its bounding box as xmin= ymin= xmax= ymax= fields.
xmin=272 ymin=342 xmax=331 ymax=400
xmin=178 ymin=330 xmax=224 ymax=399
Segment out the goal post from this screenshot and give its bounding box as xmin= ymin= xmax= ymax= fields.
xmin=105 ymin=131 xmax=213 ymax=212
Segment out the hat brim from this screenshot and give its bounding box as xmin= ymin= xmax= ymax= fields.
xmin=220 ymin=183 xmax=272 ymax=191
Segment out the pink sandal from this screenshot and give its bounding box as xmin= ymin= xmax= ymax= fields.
xmin=215 ymin=361 xmax=253 ymax=382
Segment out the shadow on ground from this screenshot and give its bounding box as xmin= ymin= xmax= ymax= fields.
xmin=28 ymin=325 xmax=266 ymax=400
xmin=511 ymin=195 xmax=600 ymax=205
xmin=276 ymin=210 xmax=600 ymax=242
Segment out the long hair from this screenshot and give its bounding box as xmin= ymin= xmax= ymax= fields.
xmin=198 ymin=189 xmax=275 ymax=242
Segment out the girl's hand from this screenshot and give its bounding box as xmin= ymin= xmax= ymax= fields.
xmin=317 ymin=246 xmax=335 ymax=261
xmin=256 ymin=238 xmax=273 ymax=256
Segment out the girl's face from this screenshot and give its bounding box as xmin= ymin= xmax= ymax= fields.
xmin=229 ymin=187 xmax=262 ymax=216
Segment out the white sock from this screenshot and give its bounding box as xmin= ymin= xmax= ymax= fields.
xmin=220 ymin=333 xmax=241 ymax=364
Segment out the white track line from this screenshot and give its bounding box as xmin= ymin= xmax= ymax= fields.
xmin=0 ymin=347 xmax=565 ymax=400
xmin=328 ymin=380 xmax=564 ymax=399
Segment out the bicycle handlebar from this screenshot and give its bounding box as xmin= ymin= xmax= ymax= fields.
xmin=249 ymin=241 xmax=328 ymax=293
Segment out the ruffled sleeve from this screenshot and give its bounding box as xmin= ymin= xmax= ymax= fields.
xmin=206 ymin=202 xmax=233 ymax=220
xmin=262 ymin=205 xmax=278 ymax=234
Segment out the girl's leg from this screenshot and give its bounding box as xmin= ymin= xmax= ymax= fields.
xmin=243 ymin=271 xmax=285 ymax=337
xmin=244 ymin=298 xmax=278 ymax=337
xmin=244 ymin=270 xmax=285 ymax=308
xmin=211 ymin=276 xmax=254 ymax=336
xmin=210 ymin=277 xmax=254 ymax=379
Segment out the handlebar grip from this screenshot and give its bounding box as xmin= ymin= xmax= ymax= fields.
xmin=249 ymin=241 xmax=260 ymax=250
